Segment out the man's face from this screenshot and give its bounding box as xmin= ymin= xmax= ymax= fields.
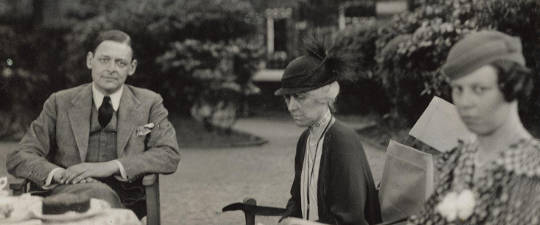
xmin=450 ymin=65 xmax=511 ymax=136
xmin=284 ymin=90 xmax=328 ymax=127
xmin=87 ymin=40 xmax=137 ymax=95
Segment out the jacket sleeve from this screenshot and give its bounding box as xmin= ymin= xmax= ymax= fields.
xmin=118 ymin=94 xmax=181 ymax=180
xmin=6 ymin=93 xmax=60 ymax=186
xmin=326 ymin=133 xmax=374 ymax=225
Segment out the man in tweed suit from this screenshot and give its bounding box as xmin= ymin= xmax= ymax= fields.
xmin=7 ymin=30 xmax=180 ymax=218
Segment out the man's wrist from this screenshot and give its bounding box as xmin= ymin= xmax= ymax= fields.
xmin=43 ymin=167 xmax=64 ymax=189
xmin=111 ymin=160 xmax=128 ymax=181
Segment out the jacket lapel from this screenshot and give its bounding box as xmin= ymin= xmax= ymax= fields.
xmin=68 ymin=84 xmax=92 ymax=162
xmin=117 ymin=86 xmax=142 ymax=157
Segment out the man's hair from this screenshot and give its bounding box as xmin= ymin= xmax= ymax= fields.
xmin=493 ymin=60 xmax=533 ymax=102
xmin=91 ymin=30 xmax=134 ymax=57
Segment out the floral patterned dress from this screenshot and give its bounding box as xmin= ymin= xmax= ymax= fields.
xmin=408 ymin=139 xmax=540 ymax=225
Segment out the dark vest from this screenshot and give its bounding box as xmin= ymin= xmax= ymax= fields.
xmin=84 ymin=101 xmax=146 ymax=218
xmin=86 ymin=104 xmax=118 ymax=162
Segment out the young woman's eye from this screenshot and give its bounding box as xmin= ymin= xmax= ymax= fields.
xmin=451 ymin=86 xmax=463 ymax=95
xmin=472 ymin=86 xmax=489 ymax=94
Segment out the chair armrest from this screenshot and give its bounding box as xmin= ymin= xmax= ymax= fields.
xmin=9 ymin=177 xmax=29 ymax=195
xmin=143 ymin=174 xmax=157 ymax=186
xmin=375 ymin=217 xmax=408 ymax=225
xmin=223 ymin=198 xmax=286 ymax=225
xmin=144 ymin=174 xmax=160 ymax=225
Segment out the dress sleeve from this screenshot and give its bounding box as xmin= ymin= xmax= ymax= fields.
xmin=491 ymin=175 xmax=540 ymax=224
xmin=487 ymin=144 xmax=540 ymax=225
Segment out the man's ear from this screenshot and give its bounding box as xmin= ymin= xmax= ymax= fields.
xmin=128 ymin=59 xmax=138 ymax=76
xmin=86 ymin=52 xmax=94 ymax=69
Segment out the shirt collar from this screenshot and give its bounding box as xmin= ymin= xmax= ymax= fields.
xmin=310 ymin=110 xmax=332 ymax=136
xmin=92 ymin=83 xmax=123 ymax=111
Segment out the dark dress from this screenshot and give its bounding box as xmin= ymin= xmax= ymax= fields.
xmin=283 ymin=120 xmax=382 ymax=225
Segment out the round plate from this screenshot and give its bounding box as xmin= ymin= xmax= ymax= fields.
xmin=32 ymin=198 xmax=110 ymax=221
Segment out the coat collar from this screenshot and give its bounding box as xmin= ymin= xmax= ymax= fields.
xmin=68 ymin=84 xmax=143 ymax=161
xmin=116 ymin=85 xmax=143 ymax=157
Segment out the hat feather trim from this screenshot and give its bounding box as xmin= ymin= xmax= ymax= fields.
xmin=304 ymin=38 xmax=346 ymax=81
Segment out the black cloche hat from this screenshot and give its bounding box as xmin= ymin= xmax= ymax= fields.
xmin=274 ymin=39 xmax=346 ymax=96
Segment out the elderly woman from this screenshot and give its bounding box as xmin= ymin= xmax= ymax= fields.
xmin=276 ymin=41 xmax=381 ymax=225
xmin=408 ymin=30 xmax=540 ymax=225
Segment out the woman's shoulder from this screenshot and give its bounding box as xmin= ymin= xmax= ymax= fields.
xmin=327 ymin=120 xmax=357 ymax=136
xmin=496 ymin=138 xmax=540 ymax=178
xmin=326 ymin=120 xmax=362 ymax=142
xmin=436 ymin=141 xmax=466 ymax=163
xmin=325 ymin=120 xmax=364 ymax=154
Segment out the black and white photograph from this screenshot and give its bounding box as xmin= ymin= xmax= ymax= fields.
xmin=0 ymin=0 xmax=539 ymax=225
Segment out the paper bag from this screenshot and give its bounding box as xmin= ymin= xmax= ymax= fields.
xmin=409 ymin=96 xmax=473 ymax=152
xmin=379 ymin=140 xmax=434 ymax=223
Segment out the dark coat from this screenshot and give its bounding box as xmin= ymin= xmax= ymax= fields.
xmin=283 ymin=120 xmax=382 ymax=225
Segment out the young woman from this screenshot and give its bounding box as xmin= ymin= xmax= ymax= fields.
xmin=408 ymin=30 xmax=540 ymax=225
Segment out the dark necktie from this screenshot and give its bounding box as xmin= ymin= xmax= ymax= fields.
xmin=98 ymin=96 xmax=113 ymax=128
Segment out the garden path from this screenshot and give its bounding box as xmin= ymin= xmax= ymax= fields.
xmin=160 ymin=117 xmax=385 ymax=225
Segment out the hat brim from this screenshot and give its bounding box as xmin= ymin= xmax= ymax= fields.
xmin=274 ymin=87 xmax=317 ymax=96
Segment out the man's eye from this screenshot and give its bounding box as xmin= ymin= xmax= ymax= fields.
xmin=117 ymin=61 xmax=128 ymax=67
xmin=98 ymin=58 xmax=110 ymax=63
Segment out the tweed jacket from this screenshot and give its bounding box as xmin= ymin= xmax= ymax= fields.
xmin=7 ymin=83 xmax=180 ymax=185
xmin=283 ymin=120 xmax=382 ymax=225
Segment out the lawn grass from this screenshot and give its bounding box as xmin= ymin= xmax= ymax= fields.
xmin=171 ymin=116 xmax=267 ymax=148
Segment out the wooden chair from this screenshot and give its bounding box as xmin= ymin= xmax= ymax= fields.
xmin=9 ymin=174 xmax=161 ymax=225
xmin=222 ymin=137 xmax=435 ymax=225
xmin=222 ymin=198 xmax=406 ymax=225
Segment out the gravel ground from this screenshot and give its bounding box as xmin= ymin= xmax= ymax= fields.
xmin=0 ymin=116 xmax=386 ymax=225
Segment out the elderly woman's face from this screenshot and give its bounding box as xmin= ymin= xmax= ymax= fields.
xmin=450 ymin=65 xmax=511 ymax=135
xmin=284 ymin=91 xmax=328 ymax=127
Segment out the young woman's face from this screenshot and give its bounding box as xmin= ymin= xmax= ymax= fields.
xmin=450 ymin=65 xmax=512 ymax=135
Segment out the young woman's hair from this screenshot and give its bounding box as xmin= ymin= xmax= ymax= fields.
xmin=492 ymin=60 xmax=533 ymax=102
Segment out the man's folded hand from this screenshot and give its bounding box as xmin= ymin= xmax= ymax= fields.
xmin=63 ymin=162 xmax=119 ymax=184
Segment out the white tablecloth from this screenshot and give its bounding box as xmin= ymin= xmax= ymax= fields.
xmin=1 ymin=196 xmax=141 ymax=225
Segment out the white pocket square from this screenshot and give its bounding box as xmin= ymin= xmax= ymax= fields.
xmin=136 ymin=123 xmax=155 ymax=136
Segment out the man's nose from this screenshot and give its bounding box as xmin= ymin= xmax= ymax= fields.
xmin=106 ymin=61 xmax=119 ymax=72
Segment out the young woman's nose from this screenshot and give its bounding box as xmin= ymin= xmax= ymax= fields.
xmin=455 ymin=89 xmax=476 ymax=110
